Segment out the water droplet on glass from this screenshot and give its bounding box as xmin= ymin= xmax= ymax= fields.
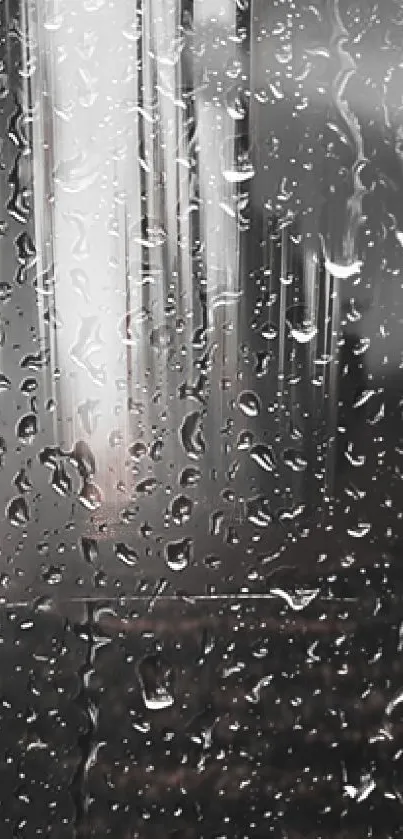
xmin=51 ymin=463 xmax=72 ymax=496
xmin=14 ymin=467 xmax=32 ymax=493
xmin=114 ymin=542 xmax=138 ymax=567
xmin=237 ymin=390 xmax=261 ymax=418
xmin=170 ymin=494 xmax=193 ymax=525
xmin=282 ymin=448 xmax=308 ymax=472
xmin=180 ymin=411 xmax=206 ymax=459
xmin=80 ymin=537 xmax=99 ymax=565
xmin=250 ymin=443 xmax=276 ymax=472
xmin=245 ymin=495 xmax=272 ymax=527
xmin=129 ymin=440 xmax=147 ymax=461
xmin=237 ymin=430 xmax=254 ymax=450
xmin=136 ymin=654 xmax=175 ymax=711
xmin=78 ymin=480 xmax=103 ymax=511
xmin=164 ymin=537 xmax=193 ymax=571
xmin=179 ymin=466 xmax=201 ymax=488
xmin=221 ymin=140 xmax=255 ymax=184
xmin=6 ymin=495 xmax=30 ymax=527
xmin=0 ymin=373 xmax=11 ymax=392
xmin=16 ymin=412 xmax=37 ymax=444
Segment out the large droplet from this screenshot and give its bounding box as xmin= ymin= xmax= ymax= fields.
xmin=6 ymin=495 xmax=30 ymax=527
xmin=51 ymin=463 xmax=72 ymax=496
xmin=164 ymin=537 xmax=193 ymax=571
xmin=114 ymin=542 xmax=138 ymax=567
xmin=237 ymin=390 xmax=261 ymax=418
xmin=180 ymin=411 xmax=206 ymax=460
xmin=0 ymin=373 xmax=11 ymax=393
xmin=245 ymin=495 xmax=272 ymax=528
xmin=69 ymin=440 xmax=96 ymax=477
xmin=250 ymin=443 xmax=276 ymax=472
xmin=179 ymin=466 xmax=201 ymax=488
xmin=136 ymin=654 xmax=174 ymax=711
xmin=78 ymin=480 xmax=102 ymax=510
xmin=170 ymin=494 xmax=193 ymax=526
xmin=80 ymin=537 xmax=99 ymax=565
xmin=17 ymin=412 xmax=37 ymax=444
xmin=282 ymin=448 xmax=308 ymax=472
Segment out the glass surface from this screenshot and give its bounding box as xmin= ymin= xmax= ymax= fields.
xmin=1 ymin=0 xmax=403 ymax=835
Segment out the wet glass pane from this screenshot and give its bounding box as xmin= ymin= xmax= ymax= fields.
xmin=1 ymin=0 xmax=403 ymax=835
xmin=1 ymin=0 xmax=402 ymax=596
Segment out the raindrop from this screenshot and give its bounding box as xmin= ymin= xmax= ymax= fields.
xmin=179 ymin=466 xmax=201 ymax=488
xmin=150 ymin=324 xmax=174 ymax=352
xmin=260 ymin=322 xmax=278 ymax=340
xmin=209 ymin=510 xmax=224 ymax=536
xmin=136 ymin=654 xmax=174 ymax=711
xmin=68 ymin=440 xmax=96 ymax=477
xmin=13 ymin=467 xmax=32 ymax=493
xmin=149 ymin=438 xmax=164 ymax=462
xmin=180 ymin=411 xmax=206 ymax=459
xmin=245 ymin=495 xmax=272 ymax=527
xmin=77 ymin=399 xmax=100 ymax=435
xmin=347 ymin=522 xmax=371 ymax=539
xmin=250 ymin=443 xmax=276 ymax=472
xmin=236 ymin=430 xmax=253 ymax=450
xmin=114 ymin=542 xmax=138 ymax=567
xmin=51 ymin=464 xmax=72 ymax=496
xmin=20 ymin=377 xmax=38 ymax=395
xmin=16 ymin=412 xmax=37 ymax=444
xmin=237 ymin=390 xmax=261 ymax=418
xmin=6 ymin=495 xmax=30 ymax=527
xmin=225 ymin=85 xmax=248 ymax=121
xmin=282 ymin=448 xmax=308 ymax=472
xmin=221 ymin=138 xmax=255 ymax=184
xmin=270 ymin=587 xmax=320 ymax=611
xmin=0 ymin=373 xmax=11 ymax=392
xmin=170 ymin=494 xmax=193 ymax=525
xmin=80 ymin=537 xmax=99 ymax=565
xmin=78 ymin=480 xmax=103 ymax=510
xmin=164 ymin=537 xmax=193 ymax=571
xmin=129 ymin=440 xmax=147 ymax=461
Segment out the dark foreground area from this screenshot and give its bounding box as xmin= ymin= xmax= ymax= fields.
xmin=0 ymin=590 xmax=403 ymax=839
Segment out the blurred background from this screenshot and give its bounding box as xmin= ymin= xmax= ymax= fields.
xmin=1 ymin=1 xmax=403 ymax=836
